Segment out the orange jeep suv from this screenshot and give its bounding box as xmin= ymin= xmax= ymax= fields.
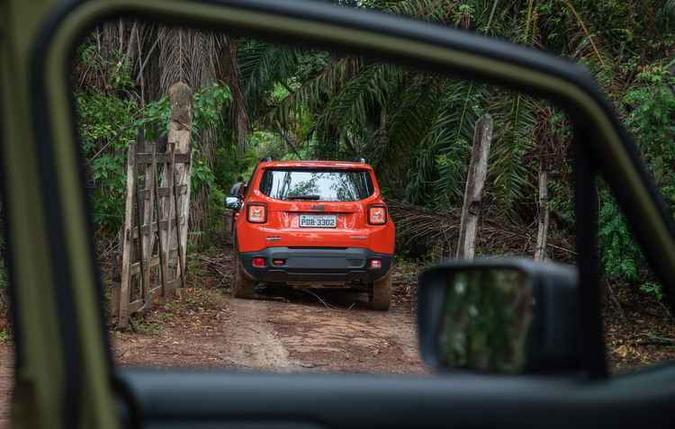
xmin=227 ymin=159 xmax=395 ymax=310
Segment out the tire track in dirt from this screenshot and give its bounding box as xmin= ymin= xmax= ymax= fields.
xmin=263 ymin=299 xmax=424 ymax=373
xmin=114 ymin=293 xmax=297 ymax=371
xmin=214 ymin=299 xmax=297 ymax=371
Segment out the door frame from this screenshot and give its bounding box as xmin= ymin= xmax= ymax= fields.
xmin=3 ymin=0 xmax=674 ymax=427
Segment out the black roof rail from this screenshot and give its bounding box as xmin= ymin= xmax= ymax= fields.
xmin=259 ymin=156 xmax=273 ymax=162
xmin=352 ymin=157 xmax=367 ymax=163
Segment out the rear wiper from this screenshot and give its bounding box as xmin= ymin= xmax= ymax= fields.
xmin=286 ymin=195 xmax=321 ymax=200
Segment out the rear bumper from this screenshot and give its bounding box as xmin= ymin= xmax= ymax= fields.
xmin=240 ymin=247 xmax=393 ymax=286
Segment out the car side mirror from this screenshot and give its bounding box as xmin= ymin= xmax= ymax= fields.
xmin=225 ymin=196 xmax=242 ymax=210
xmin=418 ymin=258 xmax=580 ymax=374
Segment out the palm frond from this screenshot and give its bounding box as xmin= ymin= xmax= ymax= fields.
xmin=488 ymin=92 xmax=539 ymax=216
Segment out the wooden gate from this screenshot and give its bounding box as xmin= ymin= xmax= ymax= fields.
xmin=112 ymin=82 xmax=193 ymax=329
xmin=111 ymin=139 xmax=191 ymax=328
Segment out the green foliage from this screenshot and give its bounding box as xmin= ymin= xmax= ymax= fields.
xmin=136 ymin=97 xmax=171 ymax=140
xmin=623 ymin=64 xmax=675 ymax=206
xmin=599 ymin=195 xmax=643 ymax=282
xmin=489 ymin=93 xmax=538 ymax=215
xmin=193 ymin=83 xmax=233 ymax=132
xmin=191 ymin=156 xmax=217 ymax=194
xmin=247 ymin=130 xmax=288 ymax=160
xmin=136 ymin=83 xmax=232 ymax=141
xmin=77 ymin=55 xmax=232 ymax=234
xmin=72 ymin=2 xmax=674 ymax=302
xmin=597 ymin=62 xmax=674 ymax=299
xmin=212 ymin=145 xmax=256 ymax=191
xmin=77 ymin=91 xmax=139 ymax=233
xmin=641 ymin=282 xmax=665 ymax=301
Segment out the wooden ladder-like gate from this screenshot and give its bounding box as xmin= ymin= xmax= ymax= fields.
xmin=111 ymin=139 xmax=191 ymax=328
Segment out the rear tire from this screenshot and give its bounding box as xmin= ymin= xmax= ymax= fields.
xmin=232 ymin=252 xmax=256 ymax=299
xmin=370 ymin=272 xmax=392 ymax=311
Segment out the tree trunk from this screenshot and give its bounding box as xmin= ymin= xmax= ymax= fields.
xmin=534 ymin=166 xmax=550 ymax=261
xmin=218 ymin=36 xmax=249 ymax=153
xmin=456 ymin=114 xmax=493 ymax=260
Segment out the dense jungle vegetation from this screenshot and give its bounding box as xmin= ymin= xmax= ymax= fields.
xmin=1 ymin=1 xmax=673 ymax=342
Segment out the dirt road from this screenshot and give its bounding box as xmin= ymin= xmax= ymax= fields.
xmin=114 ymin=285 xmax=426 ymax=374
xmin=112 ymin=248 xmax=425 ymax=372
xmin=0 ymin=255 xmax=425 ymax=427
xmin=0 ymin=285 xmax=424 ymax=428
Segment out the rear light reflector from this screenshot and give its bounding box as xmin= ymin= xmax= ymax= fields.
xmin=272 ymin=259 xmax=285 ymax=266
xmin=369 ymin=259 xmax=382 ymax=269
xmin=368 ymin=205 xmax=387 ymax=225
xmin=247 ymin=204 xmax=267 ymax=223
xmin=252 ymin=257 xmax=266 ymax=268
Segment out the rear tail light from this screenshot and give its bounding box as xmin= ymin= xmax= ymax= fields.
xmin=252 ymin=257 xmax=266 ymax=268
xmin=368 ymin=205 xmax=387 ymax=225
xmin=247 ymin=203 xmax=267 ymax=223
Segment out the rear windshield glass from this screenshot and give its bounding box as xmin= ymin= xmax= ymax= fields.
xmin=260 ymin=168 xmax=374 ymax=201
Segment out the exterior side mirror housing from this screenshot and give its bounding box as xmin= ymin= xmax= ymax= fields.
xmin=225 ymin=196 xmax=242 ymax=210
xmin=418 ymin=258 xmax=580 ymax=374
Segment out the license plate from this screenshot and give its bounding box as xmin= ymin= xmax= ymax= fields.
xmin=299 ymin=214 xmax=337 ymax=228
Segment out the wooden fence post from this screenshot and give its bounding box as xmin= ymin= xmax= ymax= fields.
xmin=117 ymin=143 xmax=136 ymax=328
xmin=167 ymin=82 xmax=192 ymax=280
xmin=534 ymin=165 xmax=550 ymax=261
xmin=456 ymin=114 xmax=493 ymax=260
xmin=141 ymin=141 xmax=155 ymax=302
xmin=162 ymin=141 xmax=176 ymax=293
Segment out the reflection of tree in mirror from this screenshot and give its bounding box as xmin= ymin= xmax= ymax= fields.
xmin=438 ymin=269 xmax=533 ymax=373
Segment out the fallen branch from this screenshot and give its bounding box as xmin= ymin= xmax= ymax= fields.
xmin=301 ymin=289 xmax=335 ymax=309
